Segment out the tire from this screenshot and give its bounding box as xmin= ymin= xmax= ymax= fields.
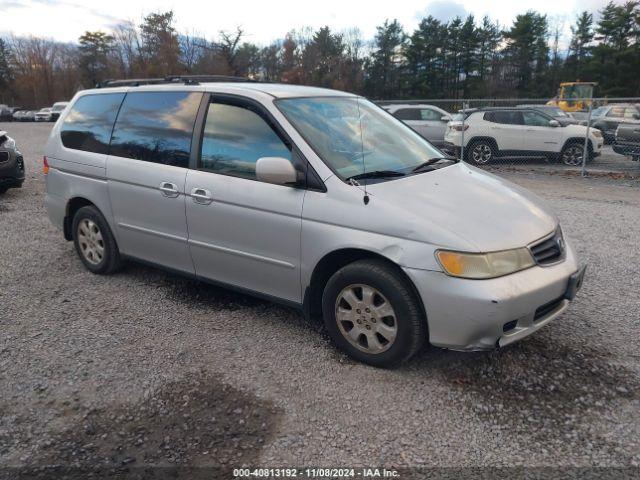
xmin=72 ymin=205 xmax=123 ymax=274
xmin=465 ymin=139 xmax=496 ymax=165
xmin=560 ymin=142 xmax=586 ymax=166
xmin=322 ymin=259 xmax=427 ymax=368
xmin=0 ymin=186 xmax=8 ymax=195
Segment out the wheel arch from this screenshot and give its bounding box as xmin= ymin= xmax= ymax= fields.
xmin=302 ymin=248 xmax=428 ymax=328
xmin=466 ymin=136 xmax=499 ymax=151
xmin=562 ymin=137 xmax=593 ymax=152
xmin=64 ymin=197 xmax=98 ymax=241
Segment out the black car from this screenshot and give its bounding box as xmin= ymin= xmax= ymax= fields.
xmin=590 ymin=104 xmax=640 ymax=144
xmin=0 ymin=130 xmax=25 ymax=194
xmin=613 ymin=124 xmax=640 ymax=161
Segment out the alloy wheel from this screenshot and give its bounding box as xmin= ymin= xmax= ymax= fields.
xmin=562 ymin=145 xmax=584 ymax=166
xmin=77 ymin=218 xmax=104 ymax=265
xmin=471 ymin=143 xmax=492 ymax=164
xmin=335 ymin=284 xmax=398 ymax=354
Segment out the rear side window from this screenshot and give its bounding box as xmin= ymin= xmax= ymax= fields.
xmin=109 ymin=91 xmax=201 ymax=168
xmin=61 ymin=94 xmax=124 ymax=154
xmin=485 ymin=111 xmax=522 ymax=125
xmin=394 ymin=108 xmax=421 ymax=121
xmin=200 ymin=101 xmax=291 ymax=180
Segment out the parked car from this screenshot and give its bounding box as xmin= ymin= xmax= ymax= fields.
xmin=517 ymin=104 xmax=579 ymax=125
xmin=0 ymin=104 xmax=13 ymax=121
xmin=50 ymin=101 xmax=69 ymax=121
xmin=13 ymin=110 xmax=36 ymax=122
xmin=613 ymin=123 xmax=640 ymax=161
xmin=44 ymin=80 xmax=585 ymax=367
xmin=382 ymin=104 xmax=452 ymax=148
xmin=589 ymin=104 xmax=640 ymax=144
xmin=35 ymin=107 xmax=53 ymax=122
xmin=444 ymin=107 xmax=603 ymax=166
xmin=0 ymin=130 xmax=25 ymax=194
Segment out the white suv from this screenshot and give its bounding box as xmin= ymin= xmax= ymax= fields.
xmin=444 ymin=108 xmax=603 ymax=166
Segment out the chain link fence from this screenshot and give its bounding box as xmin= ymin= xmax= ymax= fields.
xmin=378 ymin=97 xmax=640 ymax=180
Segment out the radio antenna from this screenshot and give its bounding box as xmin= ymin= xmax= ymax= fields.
xmin=355 ymin=98 xmax=369 ymax=205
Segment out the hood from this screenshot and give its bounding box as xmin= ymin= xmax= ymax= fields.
xmin=364 ymin=163 xmax=557 ymax=252
xmin=557 ymin=117 xmax=578 ymax=126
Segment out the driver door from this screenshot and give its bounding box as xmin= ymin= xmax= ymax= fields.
xmin=185 ymin=96 xmax=306 ymax=303
xmin=522 ymin=110 xmax=562 ymax=152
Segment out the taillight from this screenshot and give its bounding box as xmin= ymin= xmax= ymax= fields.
xmin=43 ymin=156 xmax=49 ymax=174
xmin=452 ymin=124 xmax=469 ymax=132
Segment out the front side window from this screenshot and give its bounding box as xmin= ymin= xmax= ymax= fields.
xmin=277 ymin=97 xmax=445 ymax=180
xmin=200 ymin=101 xmax=291 ymax=180
xmin=420 ymin=109 xmax=442 ymax=121
xmin=523 ymin=111 xmax=551 ymax=127
xmin=109 ymin=91 xmax=201 ymax=168
xmin=607 ymin=107 xmax=625 ymax=118
xmin=61 ymin=93 xmax=125 ymax=154
xmin=624 ymin=107 xmax=639 ymax=119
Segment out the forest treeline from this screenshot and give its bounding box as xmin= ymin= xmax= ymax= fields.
xmin=0 ymin=1 xmax=638 ymax=107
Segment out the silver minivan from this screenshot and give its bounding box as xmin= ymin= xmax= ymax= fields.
xmin=44 ymin=78 xmax=586 ymax=367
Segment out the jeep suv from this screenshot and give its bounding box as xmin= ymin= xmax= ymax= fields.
xmin=444 ymin=107 xmax=603 ymax=166
xmin=43 ymin=78 xmax=585 ymax=367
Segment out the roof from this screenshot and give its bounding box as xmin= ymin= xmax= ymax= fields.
xmin=210 ymin=82 xmax=356 ymax=99
xmin=93 ymin=79 xmax=356 ymax=99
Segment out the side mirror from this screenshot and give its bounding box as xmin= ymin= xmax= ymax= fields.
xmin=256 ymin=157 xmax=298 ymax=186
xmin=441 ymin=115 xmax=452 ymax=122
xmin=549 ymin=120 xmax=560 ymax=127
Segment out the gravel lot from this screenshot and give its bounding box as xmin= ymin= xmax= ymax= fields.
xmin=1 ymin=122 xmax=639 ymax=478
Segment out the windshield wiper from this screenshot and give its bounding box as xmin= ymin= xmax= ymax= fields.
xmin=345 ymin=170 xmax=406 ymax=182
xmin=411 ymin=157 xmax=457 ymax=173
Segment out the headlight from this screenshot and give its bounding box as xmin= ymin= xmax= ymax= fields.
xmin=591 ymin=129 xmax=602 ymax=138
xmin=436 ymin=248 xmax=535 ymax=279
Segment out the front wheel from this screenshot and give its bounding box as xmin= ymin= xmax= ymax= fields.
xmin=322 ymin=259 xmax=427 ymax=367
xmin=465 ymin=140 xmax=495 ymax=165
xmin=560 ymin=143 xmax=585 ymax=166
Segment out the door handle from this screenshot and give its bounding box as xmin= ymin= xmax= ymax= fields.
xmin=191 ymin=187 xmax=213 ymax=205
xmin=159 ymin=182 xmax=180 ymax=198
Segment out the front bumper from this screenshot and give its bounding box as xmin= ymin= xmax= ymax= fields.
xmin=404 ymin=242 xmax=583 ymax=351
xmin=0 ymin=149 xmax=25 ymax=189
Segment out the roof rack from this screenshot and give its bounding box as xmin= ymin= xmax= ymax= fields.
xmin=96 ymin=75 xmax=258 ymax=88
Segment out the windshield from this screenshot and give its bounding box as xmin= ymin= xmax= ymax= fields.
xmin=276 ymin=97 xmax=445 ymax=180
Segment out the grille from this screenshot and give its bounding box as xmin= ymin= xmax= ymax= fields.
xmin=534 ymin=297 xmax=564 ymax=322
xmin=530 ymin=229 xmax=565 ymax=265
xmin=0 ymin=151 xmax=8 ymax=162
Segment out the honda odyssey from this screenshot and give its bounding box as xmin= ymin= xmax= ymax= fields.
xmin=44 ymin=77 xmax=586 ymax=367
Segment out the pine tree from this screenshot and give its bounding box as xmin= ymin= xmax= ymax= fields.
xmin=78 ymin=31 xmax=114 ymax=87
xmin=365 ymin=20 xmax=405 ymax=98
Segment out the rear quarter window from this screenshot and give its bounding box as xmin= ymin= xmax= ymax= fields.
xmin=109 ymin=91 xmax=202 ymax=168
xmin=60 ymin=93 xmax=125 ymax=154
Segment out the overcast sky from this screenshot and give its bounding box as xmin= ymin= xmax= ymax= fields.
xmin=1 ymin=0 xmax=618 ymax=49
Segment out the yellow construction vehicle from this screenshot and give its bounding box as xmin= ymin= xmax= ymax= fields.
xmin=547 ymin=82 xmax=597 ymax=112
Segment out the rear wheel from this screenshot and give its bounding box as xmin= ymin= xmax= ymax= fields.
xmin=560 ymin=143 xmax=585 ymax=166
xmin=322 ymin=259 xmax=427 ymax=368
xmin=72 ymin=206 xmax=123 ymax=274
xmin=465 ymin=140 xmax=495 ymax=165
xmin=0 ymin=186 xmax=8 ymax=195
